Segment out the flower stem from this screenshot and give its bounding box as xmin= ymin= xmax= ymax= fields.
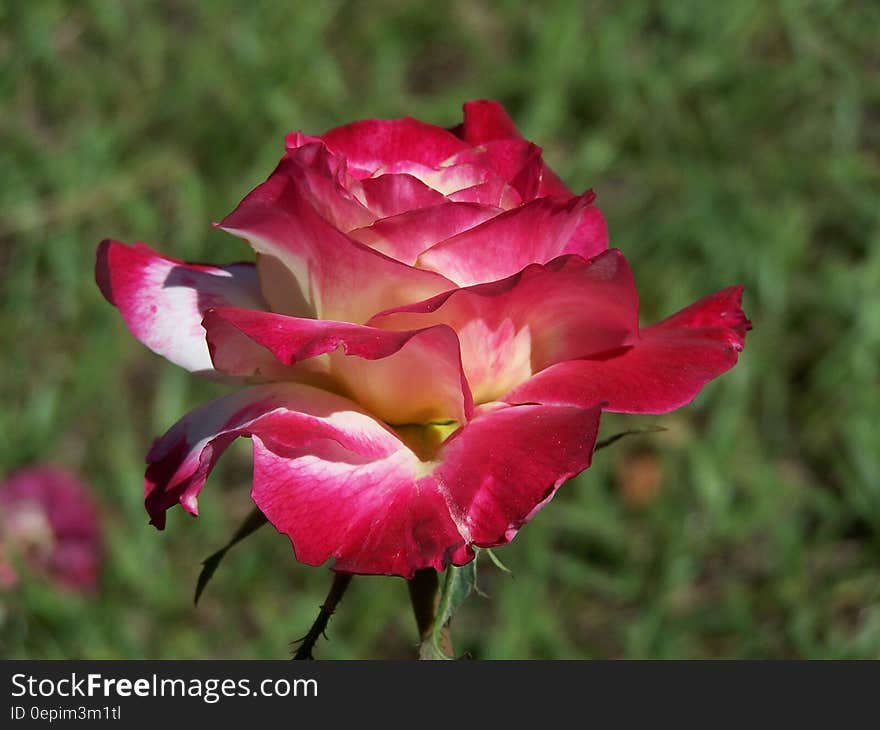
xmin=291 ymin=573 xmax=353 ymax=660
xmin=407 ymin=568 xmax=453 ymax=659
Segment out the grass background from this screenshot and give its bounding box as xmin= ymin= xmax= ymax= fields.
xmin=1 ymin=0 xmax=878 ymax=659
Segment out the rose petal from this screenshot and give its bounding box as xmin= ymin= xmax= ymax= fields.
xmin=278 ymin=143 xmax=377 ymax=231
xmin=218 ymin=169 xmax=455 ymax=323
xmin=314 ymin=117 xmax=470 ymax=178
xmin=375 ymin=159 xmax=522 ymax=208
xmin=145 ymin=384 xmax=401 ymax=527
xmin=144 ymin=382 xmax=472 ymax=577
xmin=505 ymin=286 xmax=751 ymax=413
xmin=203 ymin=307 xmax=473 ymax=425
xmin=454 ymin=100 xmax=572 ymax=197
xmin=537 ymin=165 xmax=573 ymax=199
xmin=373 ymin=160 xmax=490 ymax=196
xmin=146 ymin=384 xmax=602 ymax=577
xmin=201 ymin=309 xmax=330 ymax=387
xmin=441 ymin=139 xmax=545 ymax=202
xmin=354 ymin=173 xmax=448 ymax=218
xmin=96 ymin=240 xmax=265 ymax=375
xmin=433 ymin=401 xmax=603 ymax=547
xmin=372 ymin=251 xmax=638 ymax=403
xmin=446 ymin=178 xmax=522 ymax=209
xmin=649 ymin=285 xmax=751 ymax=342
xmin=252 ymin=437 xmax=471 ymax=577
xmin=347 ymin=202 xmax=501 ymax=265
xmin=416 ymin=193 xmax=608 ymax=286
xmin=454 ymin=99 xmax=523 ymax=143
xmin=252 ymin=400 xmax=603 ymax=576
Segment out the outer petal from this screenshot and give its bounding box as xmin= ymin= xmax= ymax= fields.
xmin=252 ymin=400 xmax=603 ymax=575
xmin=651 ymin=284 xmax=751 ymax=341
xmin=144 ymin=383 xmax=472 ymax=576
xmin=505 ymin=286 xmax=751 ymax=413
xmin=433 ymin=401 xmax=603 ymax=547
xmin=453 ymin=99 xmax=523 ymax=143
xmin=95 ymin=240 xmax=265 ymax=375
xmin=146 ymin=385 xmax=603 ymax=577
xmin=312 ymin=117 xmax=470 ymax=178
xmin=347 ymin=202 xmax=501 ymax=265
xmin=416 ymin=193 xmax=608 ymax=286
xmin=218 ymin=163 xmax=456 ymax=323
xmin=202 ymin=307 xmax=473 ymax=425
xmin=145 ymin=384 xmax=403 ymax=527
xmin=454 ymin=99 xmax=572 ymax=197
xmin=252 ymin=439 xmax=471 ymax=577
xmin=371 ymin=251 xmax=638 ymax=403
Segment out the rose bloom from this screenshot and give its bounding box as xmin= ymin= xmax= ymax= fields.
xmin=0 ymin=465 xmax=101 ymax=593
xmin=96 ymin=101 xmax=749 ymax=578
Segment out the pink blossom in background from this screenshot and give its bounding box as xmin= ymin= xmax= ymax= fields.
xmin=0 ymin=465 xmax=102 ymax=593
xmin=97 ymin=100 xmax=749 ymax=578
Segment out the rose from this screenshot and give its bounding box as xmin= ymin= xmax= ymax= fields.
xmin=0 ymin=465 xmax=102 ymax=593
xmin=96 ymin=100 xmax=749 ymax=578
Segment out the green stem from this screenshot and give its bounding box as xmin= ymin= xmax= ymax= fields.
xmin=407 ymin=568 xmax=453 ymax=659
xmin=291 ymin=573 xmax=353 ymax=660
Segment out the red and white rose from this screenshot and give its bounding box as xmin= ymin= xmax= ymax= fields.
xmin=96 ymin=100 xmax=749 ymax=578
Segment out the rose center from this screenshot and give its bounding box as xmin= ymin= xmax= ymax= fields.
xmin=392 ymin=420 xmax=460 ymax=463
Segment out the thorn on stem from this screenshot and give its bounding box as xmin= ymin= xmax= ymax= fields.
xmin=291 ymin=573 xmax=353 ymax=660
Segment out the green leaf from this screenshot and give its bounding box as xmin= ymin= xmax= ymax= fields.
xmin=420 ymin=561 xmax=477 ymax=660
xmin=484 ymin=547 xmax=513 ymax=576
xmin=193 ymin=508 xmax=268 ymax=605
xmin=595 ymin=426 xmax=666 ymax=451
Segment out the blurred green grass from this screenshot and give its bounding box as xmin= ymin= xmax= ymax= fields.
xmin=1 ymin=0 xmax=878 ymax=659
